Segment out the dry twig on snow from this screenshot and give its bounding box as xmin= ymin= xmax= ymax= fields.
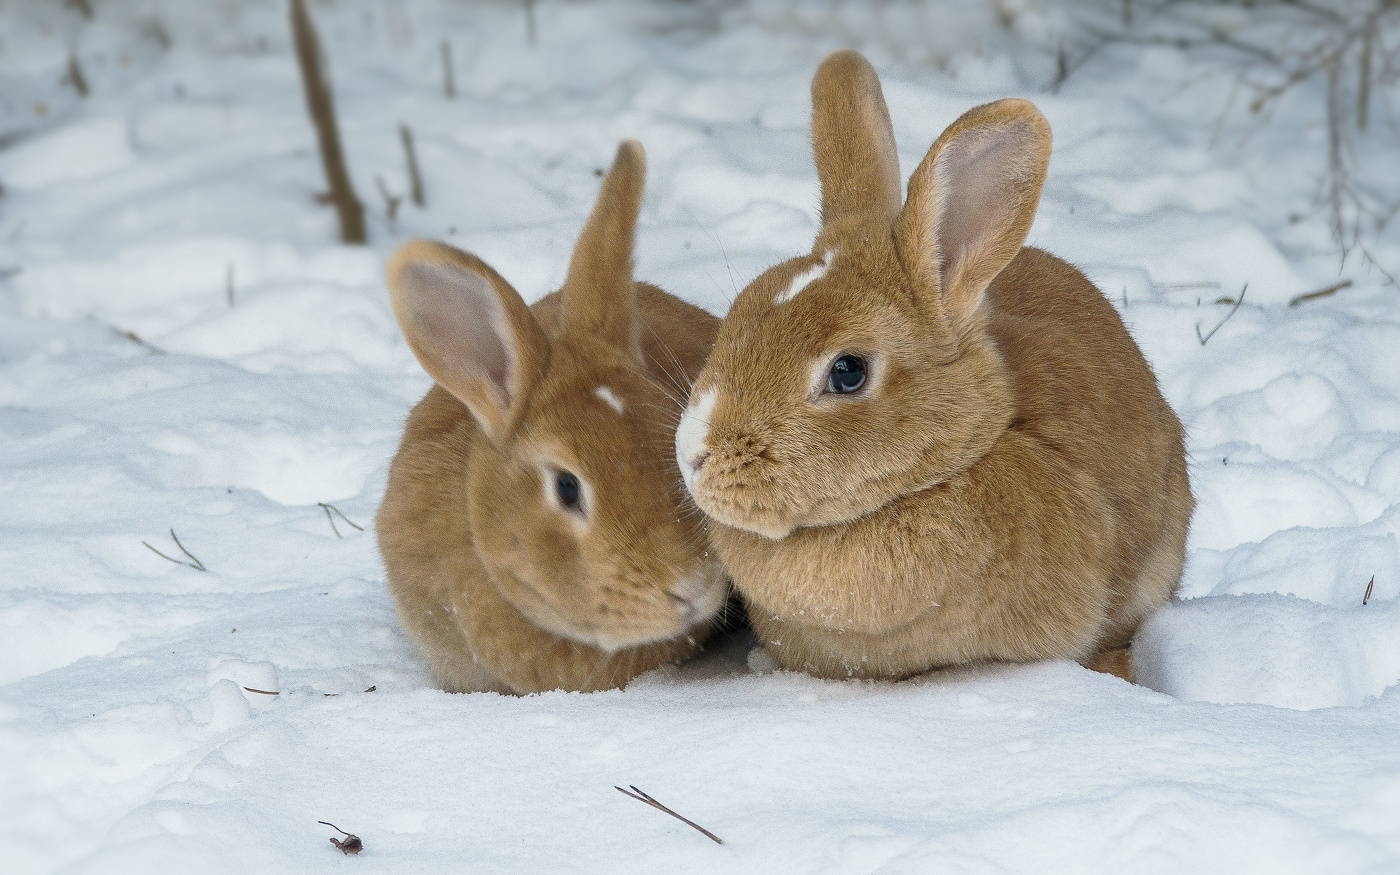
xmin=319 ymin=821 xmax=363 ymax=855
xmin=142 ymin=529 xmax=206 ymax=571
xmin=318 ymin=502 xmax=364 ymax=538
xmin=615 ymin=785 xmax=723 ymax=845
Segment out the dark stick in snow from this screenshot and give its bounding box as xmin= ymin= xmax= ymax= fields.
xmin=290 ymin=0 xmax=365 ymax=244
xmin=615 ymin=785 xmax=723 ymax=845
xmin=142 ymin=529 xmax=206 ymax=572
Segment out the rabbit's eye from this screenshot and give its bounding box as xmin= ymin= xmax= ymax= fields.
xmin=826 ymin=355 xmax=867 ymax=394
xmin=555 ymin=471 xmax=582 ymax=511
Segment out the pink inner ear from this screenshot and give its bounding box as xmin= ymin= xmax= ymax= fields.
xmin=400 ymin=260 xmax=513 ymax=409
xmin=935 ymin=127 xmax=1031 ymax=278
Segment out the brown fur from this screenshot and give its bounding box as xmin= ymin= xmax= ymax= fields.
xmin=677 ymin=51 xmax=1192 ymax=681
xmin=377 ymin=141 xmax=726 ymax=694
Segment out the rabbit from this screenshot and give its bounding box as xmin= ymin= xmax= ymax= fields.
xmin=377 ymin=140 xmax=728 ymax=694
xmin=673 ymin=50 xmax=1193 ymax=682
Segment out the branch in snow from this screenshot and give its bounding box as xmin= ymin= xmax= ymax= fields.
xmin=143 ymin=529 xmax=206 ymax=572
xmin=289 ymin=0 xmax=365 ymax=245
xmin=615 ymin=785 xmax=723 ymax=845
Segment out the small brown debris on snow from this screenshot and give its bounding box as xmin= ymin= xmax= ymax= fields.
xmin=319 ymin=821 xmax=363 ymax=855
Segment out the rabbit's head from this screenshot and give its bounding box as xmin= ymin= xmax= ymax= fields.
xmin=389 ymin=142 xmax=726 ymax=651
xmin=676 ymin=51 xmax=1051 ymax=540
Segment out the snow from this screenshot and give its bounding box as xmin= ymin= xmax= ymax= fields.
xmin=1 ymin=1 xmax=1397 ymax=872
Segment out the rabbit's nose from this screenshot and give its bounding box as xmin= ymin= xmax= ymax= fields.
xmin=683 ymin=451 xmax=710 ymax=474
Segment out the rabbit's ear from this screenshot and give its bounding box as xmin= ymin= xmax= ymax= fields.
xmin=895 ymin=99 xmax=1050 ymax=330
xmin=387 ymin=240 xmax=549 ymax=442
xmin=811 ymin=50 xmax=902 ymax=226
xmin=559 ymin=140 xmax=645 ymax=358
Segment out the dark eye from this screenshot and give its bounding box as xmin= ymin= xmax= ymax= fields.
xmin=555 ymin=471 xmax=582 ymax=510
xmin=826 ymin=354 xmax=867 ymax=394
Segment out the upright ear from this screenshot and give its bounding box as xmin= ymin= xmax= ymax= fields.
xmin=894 ymin=99 xmax=1051 ymax=330
xmin=811 ymin=49 xmax=902 ymax=226
xmin=558 ymin=139 xmax=645 ymax=358
xmin=386 ymin=240 xmax=549 ymax=442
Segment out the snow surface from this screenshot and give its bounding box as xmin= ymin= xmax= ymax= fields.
xmin=1 ymin=1 xmax=1398 ymax=872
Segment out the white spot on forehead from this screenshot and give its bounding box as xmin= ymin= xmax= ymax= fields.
xmin=595 ymin=385 xmax=625 ymax=414
xmin=674 ymin=386 xmax=716 ymax=496
xmin=773 ymin=249 xmax=836 ymax=306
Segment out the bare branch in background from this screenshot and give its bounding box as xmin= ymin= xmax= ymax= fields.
xmin=1288 ymin=279 xmax=1352 ymax=306
xmin=400 ymin=123 xmax=425 ymax=207
xmin=525 ymin=0 xmax=538 ymax=46
xmin=440 ymin=40 xmax=456 ymax=98
xmin=64 ymin=51 xmax=89 ymax=97
xmin=289 ymin=0 xmax=366 ymax=244
xmin=65 ymin=0 xmax=92 ymax=19
xmin=375 ymin=175 xmax=402 ymax=229
xmin=1058 ymin=0 xmax=1400 ymax=276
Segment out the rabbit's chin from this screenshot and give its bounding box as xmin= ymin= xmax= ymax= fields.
xmin=502 ymin=564 xmax=728 ymax=653
xmin=688 ymin=488 xmax=798 ymax=541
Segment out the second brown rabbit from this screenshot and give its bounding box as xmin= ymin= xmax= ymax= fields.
xmin=674 ymin=51 xmax=1193 ymax=682
xmin=378 ymin=141 xmax=727 ymax=694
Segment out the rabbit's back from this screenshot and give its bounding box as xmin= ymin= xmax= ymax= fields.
xmin=987 ymin=248 xmax=1192 ymax=647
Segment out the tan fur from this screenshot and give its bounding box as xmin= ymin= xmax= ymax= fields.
xmin=678 ymin=51 xmax=1192 ymax=680
xmin=377 ymin=141 xmax=726 ymax=694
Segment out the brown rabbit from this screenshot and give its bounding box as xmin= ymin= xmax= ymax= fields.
xmin=674 ymin=51 xmax=1193 ymax=682
xmin=378 ymin=141 xmax=727 ymax=694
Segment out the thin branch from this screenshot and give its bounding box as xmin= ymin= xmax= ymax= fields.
xmin=289 ymin=0 xmax=365 ymax=244
xmin=143 ymin=528 xmax=207 ymax=571
xmin=615 ymin=785 xmax=722 ymax=845
xmin=65 ymin=51 xmax=90 ymax=97
xmin=115 ymin=327 xmax=166 ymax=354
xmin=1287 ymin=279 xmax=1352 ymax=306
xmin=524 ymin=0 xmax=538 ymax=46
xmin=319 ymin=502 xmax=364 ymax=538
xmin=440 ymin=40 xmax=455 ymax=98
xmin=1195 ymin=283 xmax=1247 ymax=346
xmin=374 ymin=175 xmax=402 ymax=228
xmin=243 ymin=686 xmax=280 ymax=695
xmin=1363 ymin=575 xmax=1375 ymax=605
xmin=400 ymin=123 xmax=424 ymax=207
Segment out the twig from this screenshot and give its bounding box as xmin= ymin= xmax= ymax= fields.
xmin=524 ymin=0 xmax=538 ymax=46
xmin=65 ymin=51 xmax=90 ymax=97
xmin=400 ymin=123 xmax=424 ymax=208
xmin=66 ymin=0 xmax=92 ymax=19
xmin=289 ymin=0 xmax=365 ymax=244
xmin=318 ymin=502 xmax=364 ymax=538
xmin=440 ymin=40 xmax=455 ymax=98
xmin=226 ymin=264 xmax=235 ymax=307
xmin=243 ymin=687 xmax=280 ymax=695
xmin=1195 ymin=283 xmax=1247 ymax=346
xmin=120 ymin=329 xmax=165 ymax=354
xmin=318 ymin=822 xmax=363 ymax=855
xmin=142 ymin=528 xmax=207 ymax=571
xmin=1363 ymin=575 xmax=1375 ymax=605
xmin=615 ymin=785 xmax=722 ymax=845
xmin=375 ymin=175 xmax=402 ymax=228
xmin=1287 ymin=279 xmax=1352 ymax=307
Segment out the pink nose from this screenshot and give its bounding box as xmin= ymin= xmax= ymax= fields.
xmin=685 ymin=452 xmax=709 ymax=474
